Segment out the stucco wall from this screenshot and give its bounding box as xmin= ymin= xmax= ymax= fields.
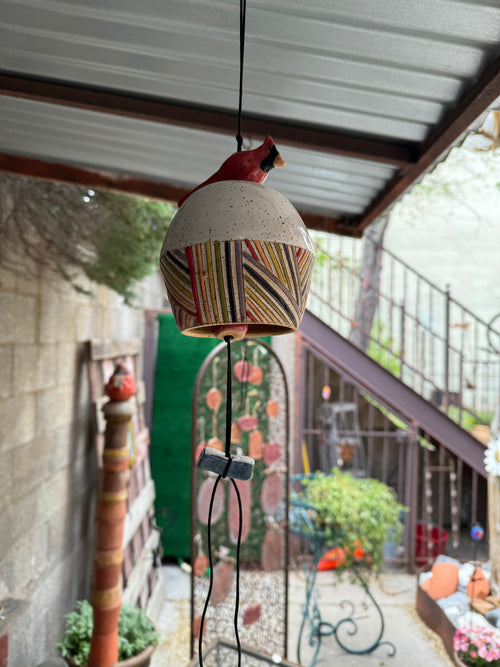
xmin=0 ymin=262 xmax=166 ymax=665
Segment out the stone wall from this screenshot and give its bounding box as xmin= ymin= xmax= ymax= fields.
xmin=0 ymin=262 xmax=166 ymax=665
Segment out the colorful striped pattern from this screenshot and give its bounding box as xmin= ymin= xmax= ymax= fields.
xmin=160 ymin=239 xmax=314 ymax=336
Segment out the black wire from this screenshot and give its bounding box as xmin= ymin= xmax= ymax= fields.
xmin=225 ymin=335 xmax=233 ymax=458
xmin=198 ymin=474 xmax=221 ymax=665
xmin=236 ymin=0 xmax=247 ymax=152
xmin=231 ymin=478 xmax=243 ymax=666
xmin=198 ymin=336 xmax=243 ymax=667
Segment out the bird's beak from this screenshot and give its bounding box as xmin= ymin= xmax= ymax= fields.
xmin=260 ymin=144 xmax=286 ymax=173
xmin=273 ymin=153 xmax=286 ymax=168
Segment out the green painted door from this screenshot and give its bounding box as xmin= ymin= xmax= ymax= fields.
xmin=151 ymin=313 xmax=218 ymax=559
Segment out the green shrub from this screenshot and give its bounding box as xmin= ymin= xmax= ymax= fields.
xmin=57 ymin=600 xmax=158 ymax=665
xmin=298 ymin=469 xmax=407 ymax=573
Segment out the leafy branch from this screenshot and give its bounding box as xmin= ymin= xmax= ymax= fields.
xmin=0 ymin=175 xmax=175 ymax=303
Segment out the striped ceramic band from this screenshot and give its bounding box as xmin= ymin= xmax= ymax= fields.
xmin=95 ymin=548 xmax=124 ymax=567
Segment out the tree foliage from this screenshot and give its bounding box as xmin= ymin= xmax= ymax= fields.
xmin=0 ymin=174 xmax=175 ymax=303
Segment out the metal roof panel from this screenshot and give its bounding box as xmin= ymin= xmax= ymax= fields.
xmin=0 ymin=0 xmax=499 ymax=233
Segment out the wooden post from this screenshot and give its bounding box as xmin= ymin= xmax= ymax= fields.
xmin=89 ymin=364 xmax=136 ymax=667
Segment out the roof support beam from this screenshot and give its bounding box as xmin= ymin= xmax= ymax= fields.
xmin=0 ymin=152 xmax=189 ymax=203
xmin=0 ymin=71 xmax=416 ymax=168
xmin=355 ymin=53 xmax=500 ymax=232
xmin=0 ymin=151 xmax=346 ymax=233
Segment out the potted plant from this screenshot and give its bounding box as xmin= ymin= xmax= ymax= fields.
xmin=57 ymin=601 xmax=159 ymax=667
xmin=453 ymin=627 xmax=500 ymax=666
xmin=293 ymin=468 xmax=406 ymax=573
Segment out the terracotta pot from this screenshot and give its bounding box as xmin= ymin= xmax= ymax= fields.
xmin=97 ymin=519 xmax=125 ymax=550
xmin=102 ymin=469 xmax=131 ymax=491
xmin=65 ymin=643 xmax=155 ymax=667
xmin=92 ymin=602 xmax=121 ymax=636
xmin=97 ymin=499 xmax=128 ymax=522
xmin=102 ymin=455 xmax=130 ymax=473
xmin=88 ymin=628 xmax=119 ymax=667
xmin=93 ymin=563 xmax=122 ymax=590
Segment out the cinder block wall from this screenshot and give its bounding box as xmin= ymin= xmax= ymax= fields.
xmin=0 ymin=263 xmax=165 ymax=665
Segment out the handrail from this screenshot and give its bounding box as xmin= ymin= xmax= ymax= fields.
xmin=308 ymin=232 xmax=500 ymax=434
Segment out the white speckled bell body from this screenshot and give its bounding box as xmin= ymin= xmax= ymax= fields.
xmin=160 ymin=180 xmax=315 ymax=338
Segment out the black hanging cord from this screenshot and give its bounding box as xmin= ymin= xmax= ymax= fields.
xmin=225 ymin=335 xmax=233 ymax=458
xmin=198 ymin=475 xmax=220 ymax=664
xmin=236 ymin=0 xmax=247 ymax=152
xmin=230 ymin=477 xmax=243 ymax=666
xmin=198 ymin=336 xmax=243 ymax=667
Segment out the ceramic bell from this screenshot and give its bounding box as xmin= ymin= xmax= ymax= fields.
xmin=160 ymin=180 xmax=315 ymax=340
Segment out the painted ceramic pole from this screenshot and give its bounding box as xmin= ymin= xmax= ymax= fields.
xmin=88 ymin=363 xmax=137 ymax=667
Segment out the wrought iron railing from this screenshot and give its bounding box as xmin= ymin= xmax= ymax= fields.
xmin=307 ymin=232 xmax=500 ymax=432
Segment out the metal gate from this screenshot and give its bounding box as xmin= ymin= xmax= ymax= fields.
xmin=190 ymin=338 xmax=289 ymax=660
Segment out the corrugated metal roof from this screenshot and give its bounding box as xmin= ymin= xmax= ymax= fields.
xmin=0 ymin=0 xmax=499 ymax=234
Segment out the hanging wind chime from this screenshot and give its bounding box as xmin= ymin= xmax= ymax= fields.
xmin=159 ymin=0 xmax=314 ymax=663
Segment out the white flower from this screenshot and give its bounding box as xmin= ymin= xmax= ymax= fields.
xmin=484 ymin=436 xmax=500 ymax=476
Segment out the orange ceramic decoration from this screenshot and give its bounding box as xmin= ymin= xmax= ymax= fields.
xmin=234 ymin=360 xmax=253 ymax=382
xmin=249 ymin=430 xmax=263 ymax=459
xmin=231 ymin=422 xmax=242 ymax=444
xmin=206 ymin=387 xmax=223 ymax=410
xmin=266 ymin=400 xmax=280 ymax=418
xmin=261 ymin=530 xmax=283 ymax=571
xmin=261 ymin=473 xmax=283 ymax=515
xmin=237 ymin=415 xmax=258 ymax=432
xmin=194 ymin=441 xmax=205 ymax=464
xmin=229 ymin=479 xmax=251 ymax=544
xmin=193 ymin=553 xmax=209 ymax=577
xmin=104 ymin=361 xmax=137 ymax=402
xmin=197 ymin=477 xmax=225 ymax=525
xmin=207 ymin=436 xmax=223 ymax=451
xmin=212 ymin=560 xmax=234 ymax=605
xmin=263 ymin=442 xmax=281 ymax=465
xmin=249 ymin=366 xmax=263 ymax=385
xmin=317 ymin=547 xmax=346 ymax=571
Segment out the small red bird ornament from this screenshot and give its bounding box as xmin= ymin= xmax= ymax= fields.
xmin=178 ymin=135 xmax=286 ymax=207
xmin=104 ymin=361 xmax=137 ymax=402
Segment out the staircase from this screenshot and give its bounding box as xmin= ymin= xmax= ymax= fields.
xmin=297 ymin=233 xmax=499 ymax=569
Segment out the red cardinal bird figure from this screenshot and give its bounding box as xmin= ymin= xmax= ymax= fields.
xmin=178 ymin=135 xmax=286 ymax=207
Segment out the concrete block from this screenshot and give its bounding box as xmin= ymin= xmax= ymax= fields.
xmin=0 ymin=393 xmax=36 ymax=452
xmin=42 ymin=421 xmax=90 ymax=475
xmin=74 ymin=302 xmax=98 ymax=343
xmin=1 ymin=521 xmax=50 ymax=596
xmin=14 ymin=344 xmax=58 ymax=393
xmin=0 ymin=449 xmax=13 ymax=514
xmin=0 ymin=488 xmax=39 ymax=562
xmin=15 ymin=268 xmax=41 ymax=296
xmin=36 ymin=385 xmax=76 ymax=437
xmin=56 ymin=343 xmax=78 ymax=386
xmin=36 ymin=467 xmax=74 ymax=522
xmin=48 ymin=490 xmax=96 ymax=564
xmin=0 ymin=265 xmax=18 ymax=291
xmin=39 ymin=298 xmax=78 ymax=344
xmin=13 ymin=440 xmax=45 ymax=501
xmin=0 ymin=294 xmax=37 ymax=344
xmin=8 ymin=537 xmax=94 ymax=665
xmin=0 ymin=345 xmax=14 ymax=398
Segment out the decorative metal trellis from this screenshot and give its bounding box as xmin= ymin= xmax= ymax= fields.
xmin=190 ymin=338 xmax=290 ymax=660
